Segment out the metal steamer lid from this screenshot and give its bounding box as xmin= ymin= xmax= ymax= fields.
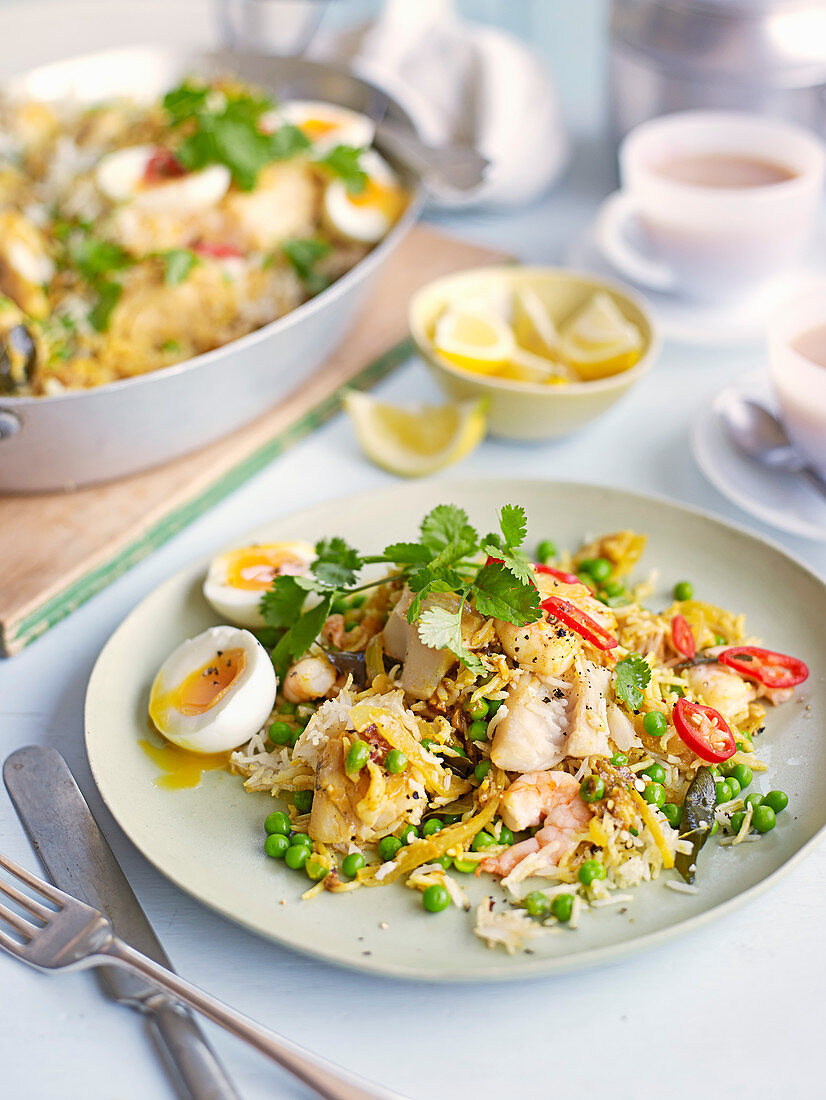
xmin=611 ymin=0 xmax=826 ymax=88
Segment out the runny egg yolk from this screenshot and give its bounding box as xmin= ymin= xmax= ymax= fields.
xmin=300 ymin=117 xmax=339 ymax=140
xmin=158 ymin=648 xmax=247 ymax=719
xmin=349 ymin=178 xmax=406 ymax=222
xmin=224 ymin=546 xmax=309 ymax=591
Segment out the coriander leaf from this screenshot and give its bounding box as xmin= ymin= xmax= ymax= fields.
xmin=481 ymin=544 xmax=534 ymax=587
xmin=282 ymin=237 xmax=332 ymax=296
xmin=69 ymin=236 xmax=132 ymax=281
xmin=417 ymin=604 xmax=486 ymax=677
xmin=259 ymin=575 xmax=308 ymax=629
xmin=420 ymin=504 xmax=474 ymax=553
xmin=88 ymin=280 xmax=122 ymax=333
xmin=382 ymin=541 xmax=433 ymax=565
xmin=472 ymin=562 xmax=541 ymax=625
xmin=163 ymin=248 xmax=198 ymax=286
xmin=162 ymin=80 xmax=209 ymax=124
xmin=269 ymin=123 xmax=311 ymax=161
xmin=271 ymin=593 xmax=333 ymax=676
xmin=482 ymin=532 xmax=503 ymax=551
xmin=311 ymin=536 xmax=362 ymax=589
xmin=614 ymin=653 xmax=651 ymax=711
xmin=315 ymin=144 xmax=367 ymax=194
xmin=498 ymin=504 xmax=528 ymax=551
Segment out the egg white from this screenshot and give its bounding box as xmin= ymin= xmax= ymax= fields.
xmin=96 ymin=145 xmax=231 ymax=213
xmin=203 ymin=540 xmax=316 ymax=629
xmin=323 ymin=150 xmax=401 ymax=244
xmin=149 ymin=626 xmax=276 ymax=754
xmin=280 ymin=100 xmax=374 ymax=154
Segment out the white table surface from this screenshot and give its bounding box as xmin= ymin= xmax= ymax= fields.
xmin=1 ymin=3 xmax=825 ymax=1098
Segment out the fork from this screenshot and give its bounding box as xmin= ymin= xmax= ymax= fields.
xmin=0 ymin=849 xmax=407 ymax=1100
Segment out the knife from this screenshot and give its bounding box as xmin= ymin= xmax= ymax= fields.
xmin=3 ymin=745 xmax=242 ymax=1100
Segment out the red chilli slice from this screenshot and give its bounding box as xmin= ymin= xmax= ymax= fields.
xmin=534 ymin=563 xmax=581 ymax=585
xmin=671 ymin=614 xmax=696 ymax=659
xmin=143 ymin=148 xmax=186 ymax=183
xmin=192 ymin=241 xmax=245 ymax=259
xmin=672 ymin=698 xmax=736 ymax=763
xmin=718 ymin=646 xmax=809 ymax=690
xmin=540 ymin=595 xmax=618 ymax=651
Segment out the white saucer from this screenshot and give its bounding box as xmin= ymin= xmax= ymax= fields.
xmin=566 ymin=214 xmax=826 ymax=348
xmin=691 ymin=370 xmax=826 ymax=541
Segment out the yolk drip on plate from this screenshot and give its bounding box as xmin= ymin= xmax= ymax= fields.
xmin=139 ymin=738 xmax=230 ymax=789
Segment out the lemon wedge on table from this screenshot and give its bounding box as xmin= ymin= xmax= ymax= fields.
xmin=559 ymin=291 xmax=643 ymax=381
xmin=433 ymin=308 xmax=515 ymax=376
xmin=344 ymin=392 xmax=487 ymax=477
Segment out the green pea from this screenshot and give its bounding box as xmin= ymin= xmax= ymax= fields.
xmin=662 ymin=802 xmax=682 ymax=828
xmin=523 ymin=891 xmax=550 ymax=919
xmin=399 ymin=824 xmax=419 ymax=845
xmin=744 ymin=793 xmax=763 ymax=812
xmin=715 ymin=780 xmax=734 ymax=805
xmin=305 ymin=856 xmax=328 ymax=881
xmin=345 ymin=739 xmax=370 ymax=775
xmin=713 ymin=634 xmax=727 ymax=646
xmin=441 ymin=813 xmax=461 ymax=825
xmin=589 ymin=557 xmax=613 ymax=584
xmin=264 ymin=810 xmax=291 ymax=836
xmin=536 ymin=539 xmax=557 ymax=563
xmin=431 ymin=855 xmax=452 ymax=871
xmin=730 ymin=811 xmax=747 ymax=834
xmin=293 ymin=790 xmax=314 ymax=814
xmin=763 ymin=790 xmax=789 ymax=814
xmin=449 ymin=745 xmax=468 ymax=759
xmin=726 ymin=776 xmax=742 ymax=799
xmin=349 ymin=594 xmax=366 ymax=609
xmin=289 ymin=832 xmax=312 ymax=849
xmin=452 ymin=856 xmax=477 ymax=873
xmin=578 ymin=859 xmax=606 ymax=886
xmin=728 ymin=764 xmax=753 ymax=790
xmin=487 ymin=698 xmax=503 ymax=717
xmin=384 ymin=748 xmax=407 ymax=774
xmin=498 ymin=825 xmax=515 ymax=847
xmin=268 ymin=720 xmax=293 ymax=746
xmin=378 ymin=836 xmax=402 ymax=862
xmin=673 ymin=581 xmax=694 ymax=601
xmin=341 ymin=853 xmax=365 ymax=879
xmin=642 ymin=763 xmax=667 ymax=784
xmin=465 ymin=698 xmax=489 ymax=721
xmin=468 ymin=720 xmax=489 ymax=742
xmin=264 ymin=833 xmax=289 ymax=859
xmin=643 ymin=711 xmax=668 ymax=737
xmin=602 ymin=579 xmax=625 ymax=598
xmin=422 ymin=884 xmax=450 ymax=913
xmin=643 ymin=782 xmax=665 ymax=808
xmin=580 ymin=775 xmax=606 ymax=803
xmin=421 ymin=739 xmax=438 ymax=753
xmin=708 ymin=766 xmax=721 ymax=780
xmin=285 ymin=844 xmax=309 ymax=870
xmin=474 ymin=760 xmax=492 ymax=782
xmin=551 ymin=893 xmax=574 ymax=922
xmin=578 ymin=557 xmax=598 ymax=577
xmin=752 ymin=805 xmax=776 ymax=833
xmin=422 ymin=818 xmax=443 ymax=838
xmin=610 ymin=753 xmax=628 ymax=767
xmin=290 ymin=727 xmax=302 ymax=748
xmin=330 ymin=597 xmax=348 ymax=616
xmin=279 ymin=701 xmax=297 ymax=715
xmin=471 ymin=830 xmax=497 ymax=852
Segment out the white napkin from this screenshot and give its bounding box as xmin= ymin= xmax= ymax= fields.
xmin=309 ymin=0 xmax=569 ymax=208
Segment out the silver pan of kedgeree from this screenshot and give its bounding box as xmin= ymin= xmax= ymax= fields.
xmin=0 ymin=47 xmax=422 ymax=491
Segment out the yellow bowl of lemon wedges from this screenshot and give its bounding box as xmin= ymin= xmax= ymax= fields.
xmin=409 ymin=266 xmax=660 ymax=441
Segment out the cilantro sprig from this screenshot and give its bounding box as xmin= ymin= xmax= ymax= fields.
xmin=282 ymin=237 xmax=332 ymax=297
xmin=259 ymin=504 xmax=541 ymax=676
xmin=614 ymin=653 xmax=651 ymax=711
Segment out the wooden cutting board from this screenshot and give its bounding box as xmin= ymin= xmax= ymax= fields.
xmin=0 ymin=226 xmax=507 ymax=657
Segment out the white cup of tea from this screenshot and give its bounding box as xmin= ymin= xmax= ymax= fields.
xmin=596 ymin=111 xmax=826 ymax=302
xmin=768 ymin=286 xmax=826 ymax=477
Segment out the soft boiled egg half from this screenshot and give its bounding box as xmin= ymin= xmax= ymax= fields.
xmin=203 ymin=540 xmax=316 ymax=629
xmin=95 ymin=145 xmax=231 ymax=213
xmin=149 ymin=626 xmax=276 ymax=753
xmin=279 ymin=100 xmax=374 ymax=154
xmin=323 ymin=150 xmax=406 ymax=244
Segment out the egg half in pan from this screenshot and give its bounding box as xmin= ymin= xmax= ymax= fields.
xmin=149 ymin=626 xmax=276 ymax=754
xmin=323 ymin=150 xmax=406 ymax=244
xmin=203 ymin=540 xmax=316 ymax=628
xmin=279 ymin=100 xmax=375 ymax=154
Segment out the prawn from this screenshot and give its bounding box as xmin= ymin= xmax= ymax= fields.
xmin=479 ymin=770 xmax=592 ymax=877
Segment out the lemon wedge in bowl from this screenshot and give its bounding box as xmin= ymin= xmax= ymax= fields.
xmin=343 ymin=391 xmax=487 ymax=477
xmin=499 ymin=347 xmax=574 ymax=385
xmin=433 ymin=308 xmax=515 ymax=376
xmin=559 ymin=291 xmax=643 ymax=381
xmin=512 ymin=286 xmax=560 ymax=358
